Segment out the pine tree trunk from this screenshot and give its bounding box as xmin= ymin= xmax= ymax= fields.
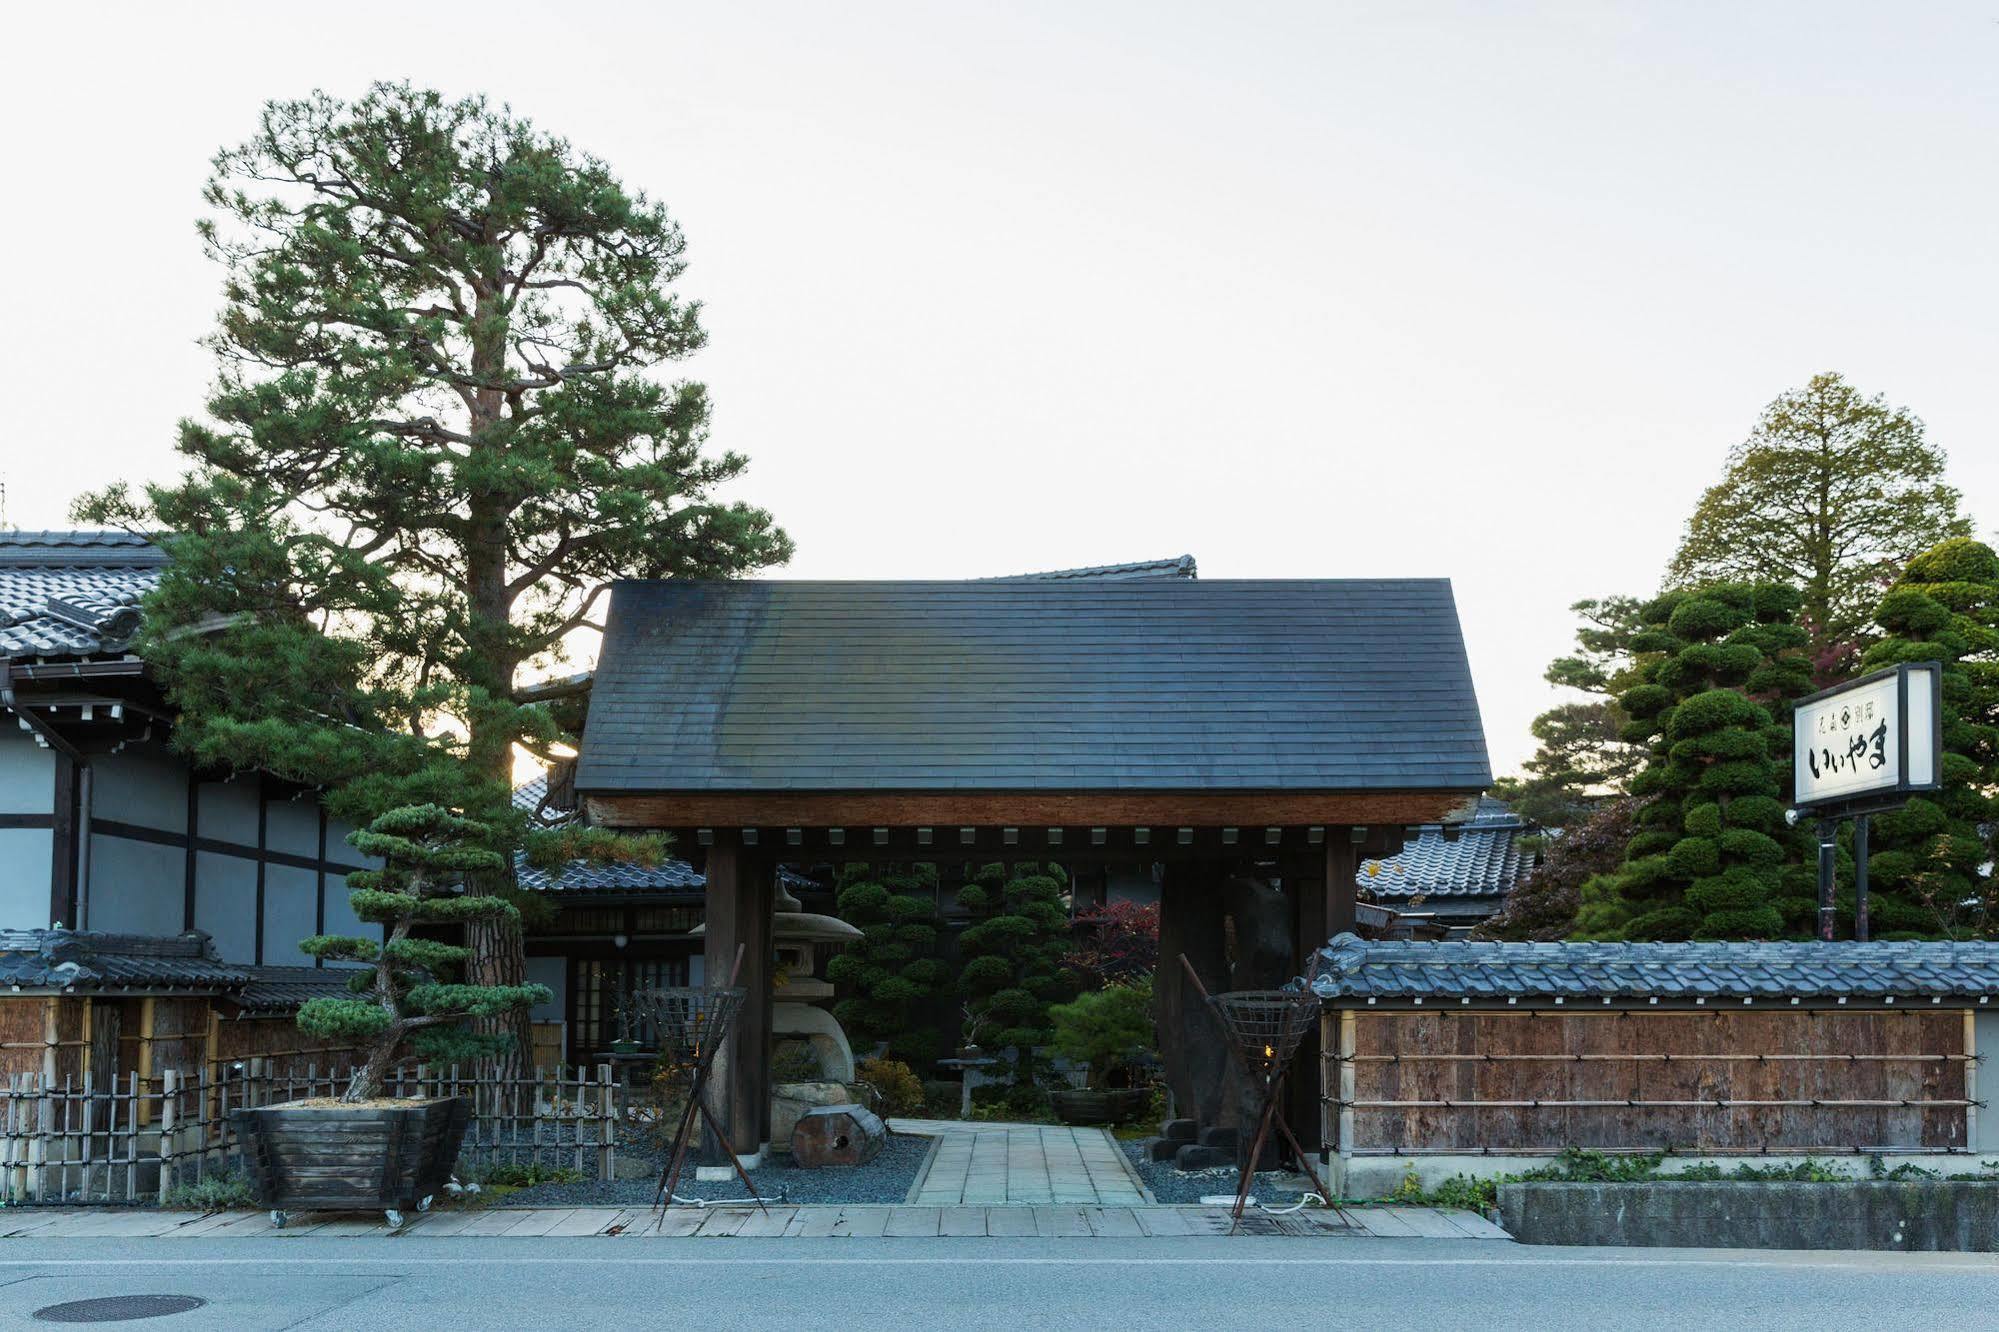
xmin=461 ymin=276 xmax=536 ymax=1087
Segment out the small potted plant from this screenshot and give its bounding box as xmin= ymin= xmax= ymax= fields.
xmin=1046 ymin=979 xmax=1155 ymax=1126
xmin=232 ymin=804 xmax=549 ymax=1229
xmin=609 ymin=995 xmax=642 ymax=1055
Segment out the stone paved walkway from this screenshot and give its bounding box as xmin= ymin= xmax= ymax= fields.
xmin=892 ymin=1120 xmax=1149 ymax=1207
xmin=0 ymin=1203 xmax=1510 ymax=1241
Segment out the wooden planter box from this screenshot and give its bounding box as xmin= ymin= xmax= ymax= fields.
xmin=233 ymin=1096 xmax=472 ymax=1227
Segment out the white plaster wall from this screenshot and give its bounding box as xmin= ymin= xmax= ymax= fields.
xmin=84 ymin=833 xmax=183 ymax=936
xmin=261 ymin=864 xmax=319 ymax=963
xmin=196 ymin=778 xmax=259 ymax=844
xmin=193 ymin=851 xmax=259 ymax=962
xmin=321 ymin=866 xmax=371 ymax=942
xmin=525 ymin=956 xmax=566 ymax=1023
xmin=0 ymin=732 xmax=53 ymax=813
xmin=90 ymin=748 xmax=188 ymax=833
xmin=0 ymin=828 xmax=51 ymax=928
xmin=265 ymin=797 xmax=320 ymax=859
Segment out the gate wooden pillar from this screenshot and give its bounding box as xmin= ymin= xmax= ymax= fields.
xmin=1157 ymin=859 xmax=1232 ymax=1127
xmin=1285 ymin=830 xmax=1395 ymax=1167
xmin=700 ymin=844 xmax=775 ymax=1167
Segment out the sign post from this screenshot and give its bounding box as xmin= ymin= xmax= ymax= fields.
xmin=1790 ymin=661 xmax=1942 ymax=941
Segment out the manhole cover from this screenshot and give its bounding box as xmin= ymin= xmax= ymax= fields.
xmin=32 ymin=1295 xmax=207 ymax=1323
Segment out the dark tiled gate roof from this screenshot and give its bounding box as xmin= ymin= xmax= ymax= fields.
xmin=1308 ymin=933 xmax=1999 ymax=1003
xmin=578 ymin=579 xmax=1491 ymax=793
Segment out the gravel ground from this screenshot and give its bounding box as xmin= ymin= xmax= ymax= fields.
xmin=1122 ymin=1138 xmax=1316 ymax=1205
xmin=498 ymin=1131 xmax=936 ymax=1207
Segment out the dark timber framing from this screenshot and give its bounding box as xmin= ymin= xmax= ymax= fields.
xmin=577 ymin=575 xmax=1493 ymax=1171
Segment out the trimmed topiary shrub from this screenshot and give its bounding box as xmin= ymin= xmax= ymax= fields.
xmin=958 ymin=862 xmax=1077 ymax=1073
xmin=827 ymin=863 xmax=948 ymax=1063
xmin=1576 ymin=582 xmax=1813 ymax=940
xmin=1854 ymin=538 xmax=1999 ymax=937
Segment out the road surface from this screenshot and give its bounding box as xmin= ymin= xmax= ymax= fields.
xmin=1 ymin=1235 xmax=1994 ymax=1330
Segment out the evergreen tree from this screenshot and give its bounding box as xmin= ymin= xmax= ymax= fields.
xmin=1668 ymin=372 xmax=1969 ymax=658
xmin=78 ymin=83 xmax=790 ymax=1065
xmin=1576 ymin=583 xmax=1813 ymax=940
xmin=825 ymin=865 xmax=949 ymax=1064
xmin=1476 ymin=798 xmax=1637 ymax=941
xmin=1494 ymin=596 xmax=1647 ymax=828
xmin=299 ymin=804 xmax=547 ymax=1101
xmin=958 ymin=863 xmax=1077 ymax=1074
xmin=1853 ymin=538 xmax=1999 ymax=937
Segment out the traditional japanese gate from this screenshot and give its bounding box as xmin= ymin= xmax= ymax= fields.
xmin=574 ymin=575 xmax=1492 ymax=1168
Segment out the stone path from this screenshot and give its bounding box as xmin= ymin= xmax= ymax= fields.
xmin=0 ymin=1203 xmax=1510 ymax=1241
xmin=892 ymin=1120 xmax=1150 ymax=1207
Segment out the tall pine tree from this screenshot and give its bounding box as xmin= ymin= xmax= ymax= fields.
xmin=1854 ymin=539 xmax=1999 ymax=937
xmin=79 ymin=84 xmax=790 ymax=1067
xmin=1576 ymin=583 xmax=1813 ymax=940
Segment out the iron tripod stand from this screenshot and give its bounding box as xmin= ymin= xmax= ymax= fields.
xmin=635 ymin=944 xmax=769 ymax=1212
xmin=1179 ymin=955 xmax=1332 ymax=1232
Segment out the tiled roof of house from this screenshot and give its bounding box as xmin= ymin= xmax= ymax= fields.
xmin=986 ymin=555 xmax=1198 ymax=581
xmin=1307 ymin=932 xmax=1999 ymax=1003
xmin=0 ymin=929 xmax=247 ymax=992
xmin=0 ymin=929 xmax=377 ymax=1010
xmin=1358 ymin=797 xmax=1535 ymax=903
xmin=578 ymin=579 xmax=1491 ymax=793
xmin=232 ymin=966 xmax=363 ymax=1013
xmin=0 ymin=531 xmax=165 ymax=660
xmin=511 ymin=772 xmax=712 ymax=894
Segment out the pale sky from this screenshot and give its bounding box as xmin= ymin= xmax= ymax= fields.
xmin=4 ymin=1 xmax=1995 ymax=776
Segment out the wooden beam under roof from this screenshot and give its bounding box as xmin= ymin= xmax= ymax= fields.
xmin=583 ymin=788 xmax=1481 ymax=832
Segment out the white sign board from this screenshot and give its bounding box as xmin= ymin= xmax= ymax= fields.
xmin=1791 ymin=662 xmax=1941 ymax=812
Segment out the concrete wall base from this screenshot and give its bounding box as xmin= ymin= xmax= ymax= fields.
xmin=1498 ymin=1180 xmax=1999 ymax=1251
xmin=1326 ymin=1153 xmax=1977 ymax=1201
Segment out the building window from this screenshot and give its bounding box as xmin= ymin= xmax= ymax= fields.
xmin=570 ymin=956 xmax=692 ymax=1053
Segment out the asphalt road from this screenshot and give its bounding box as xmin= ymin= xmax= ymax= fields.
xmin=1 ymin=1236 xmax=1995 ymax=1331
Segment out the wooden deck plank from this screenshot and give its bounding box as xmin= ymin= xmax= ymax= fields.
xmin=694 ymin=1208 xmax=751 ymax=1237
xmin=938 ymin=1206 xmax=987 ymax=1236
xmin=543 ymin=1208 xmax=626 ymax=1237
xmin=831 ymin=1207 xmax=890 ymax=1238
xmin=1033 ymin=1205 xmax=1090 ymax=1237
xmin=1379 ymin=1206 xmax=1470 ymax=1239
xmin=885 ymin=1206 xmax=941 ymax=1237
xmin=1347 ymin=1206 xmax=1421 ymax=1238
xmin=403 ymin=1208 xmax=483 ymax=1237
xmin=1436 ymin=1209 xmax=1513 ymax=1240
xmin=500 ymin=1209 xmax=572 ymax=1237
xmin=1084 ymin=1207 xmax=1143 ymax=1237
xmin=1134 ymin=1207 xmax=1198 ymax=1237
xmin=649 ymin=1208 xmax=711 ymax=1237
xmin=788 ymin=1207 xmax=844 ymax=1238
xmin=733 ymin=1206 xmax=798 ymax=1238
xmin=984 ymin=1207 xmax=1035 ymax=1236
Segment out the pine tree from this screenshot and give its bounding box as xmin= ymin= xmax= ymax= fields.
xmin=958 ymin=863 xmax=1077 ymax=1074
xmin=299 ymin=805 xmax=548 ymax=1101
xmin=1668 ymin=372 xmax=1969 ymax=658
xmin=1576 ymin=583 xmax=1813 ymax=940
xmin=77 ymin=83 xmax=790 ymax=1064
xmin=825 ymin=865 xmax=949 ymax=1064
xmin=1853 ymin=538 xmax=1999 ymax=937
